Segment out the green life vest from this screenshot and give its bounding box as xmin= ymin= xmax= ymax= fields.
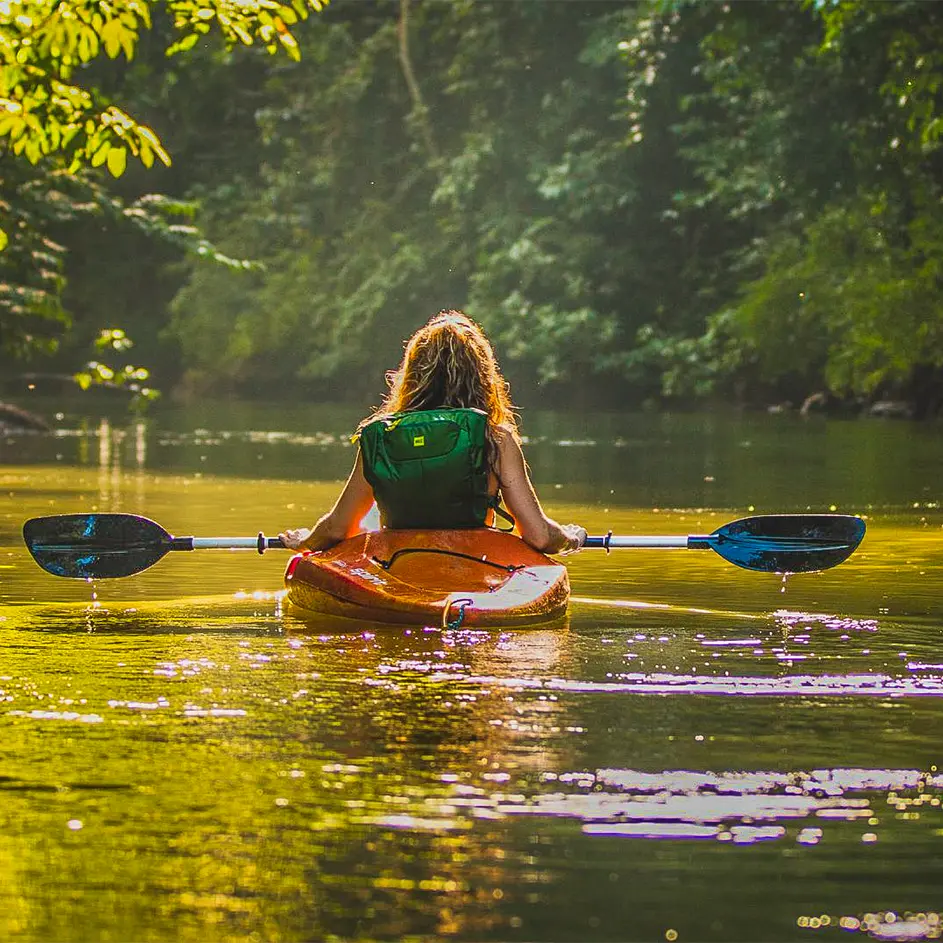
xmin=358 ymin=408 xmax=510 ymax=530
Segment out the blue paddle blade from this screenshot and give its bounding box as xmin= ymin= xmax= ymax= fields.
xmin=23 ymin=513 xmax=174 ymax=579
xmin=700 ymin=514 xmax=866 ymax=573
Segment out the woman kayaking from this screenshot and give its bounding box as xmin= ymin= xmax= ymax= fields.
xmin=279 ymin=310 xmax=586 ymax=555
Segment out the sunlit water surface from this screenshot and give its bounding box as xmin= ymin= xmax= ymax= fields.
xmin=1 ymin=401 xmax=942 ymax=942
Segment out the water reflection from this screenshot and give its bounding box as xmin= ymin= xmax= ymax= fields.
xmin=800 ymin=911 xmax=943 ymax=941
xmin=4 ymin=395 xmax=943 ymax=513
xmin=0 ymin=588 xmax=942 ymax=940
xmin=2 ymin=402 xmax=943 ymax=940
xmin=497 ymin=766 xmax=937 ymax=843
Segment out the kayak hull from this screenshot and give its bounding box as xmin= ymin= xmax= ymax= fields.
xmin=284 ymin=529 xmax=569 ymax=627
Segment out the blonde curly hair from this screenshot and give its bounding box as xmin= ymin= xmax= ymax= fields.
xmin=362 ymin=310 xmax=520 ymax=458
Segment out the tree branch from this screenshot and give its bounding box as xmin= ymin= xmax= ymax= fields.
xmin=397 ymin=0 xmax=438 ymax=161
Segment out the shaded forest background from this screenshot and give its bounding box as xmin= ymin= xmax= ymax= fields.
xmin=3 ymin=0 xmax=943 ymax=416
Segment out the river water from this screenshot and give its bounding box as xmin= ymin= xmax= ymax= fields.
xmin=1 ymin=398 xmax=942 ymax=942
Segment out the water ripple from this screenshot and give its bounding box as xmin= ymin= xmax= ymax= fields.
xmin=487 ymin=766 xmax=939 ymax=846
xmin=423 ymin=671 xmax=943 ymax=697
xmin=799 ymin=911 xmax=943 ymax=941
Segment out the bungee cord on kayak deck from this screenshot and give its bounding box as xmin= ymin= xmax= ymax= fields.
xmin=371 ymin=547 xmax=524 ymax=574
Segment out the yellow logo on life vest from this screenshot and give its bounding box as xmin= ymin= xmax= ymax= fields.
xmin=413 ymin=435 xmax=425 ymax=447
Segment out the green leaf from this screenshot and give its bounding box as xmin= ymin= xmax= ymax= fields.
xmin=138 ymin=125 xmax=171 ymax=166
xmin=279 ymin=32 xmax=300 ymax=61
xmin=90 ymin=141 xmax=111 ymax=167
xmin=106 ymin=145 xmax=127 ymax=177
xmin=166 ymin=32 xmax=200 ymax=55
xmin=101 ymin=19 xmax=123 ymax=58
xmin=231 ymin=22 xmax=254 ymax=45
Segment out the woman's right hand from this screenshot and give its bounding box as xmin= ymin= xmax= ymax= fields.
xmin=279 ymin=527 xmax=313 ymax=551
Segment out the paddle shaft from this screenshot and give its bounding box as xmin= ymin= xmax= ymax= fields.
xmin=190 ymin=534 xmax=834 ymax=552
xmin=132 ymin=534 xmax=826 ymax=552
xmin=182 ymin=535 xmax=285 ymax=553
xmin=585 ymin=535 xmax=693 ymax=549
xmin=188 ymin=536 xmax=690 ymax=550
xmin=185 ymin=537 xmax=691 ymax=551
xmin=188 ymin=536 xmax=692 ymax=551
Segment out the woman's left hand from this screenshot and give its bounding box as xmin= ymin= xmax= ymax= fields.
xmin=279 ymin=527 xmax=313 ymax=550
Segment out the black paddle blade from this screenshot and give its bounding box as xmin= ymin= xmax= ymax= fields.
xmin=23 ymin=513 xmax=174 ymax=579
xmin=706 ymin=514 xmax=866 ymax=573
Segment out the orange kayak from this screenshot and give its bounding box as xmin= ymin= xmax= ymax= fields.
xmin=284 ymin=529 xmax=569 ymax=627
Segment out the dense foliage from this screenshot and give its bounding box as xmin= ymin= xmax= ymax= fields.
xmin=0 ymin=0 xmax=324 ymax=361
xmin=3 ymin=0 xmax=943 ymax=415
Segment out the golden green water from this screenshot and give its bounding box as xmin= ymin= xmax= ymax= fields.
xmin=1 ymin=403 xmax=943 ymax=942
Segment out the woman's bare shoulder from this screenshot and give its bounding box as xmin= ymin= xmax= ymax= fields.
xmin=492 ymin=423 xmax=526 ymax=481
xmin=492 ymin=422 xmax=520 ymax=444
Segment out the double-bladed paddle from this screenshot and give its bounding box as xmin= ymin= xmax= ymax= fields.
xmin=22 ymin=512 xmax=865 ymax=580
